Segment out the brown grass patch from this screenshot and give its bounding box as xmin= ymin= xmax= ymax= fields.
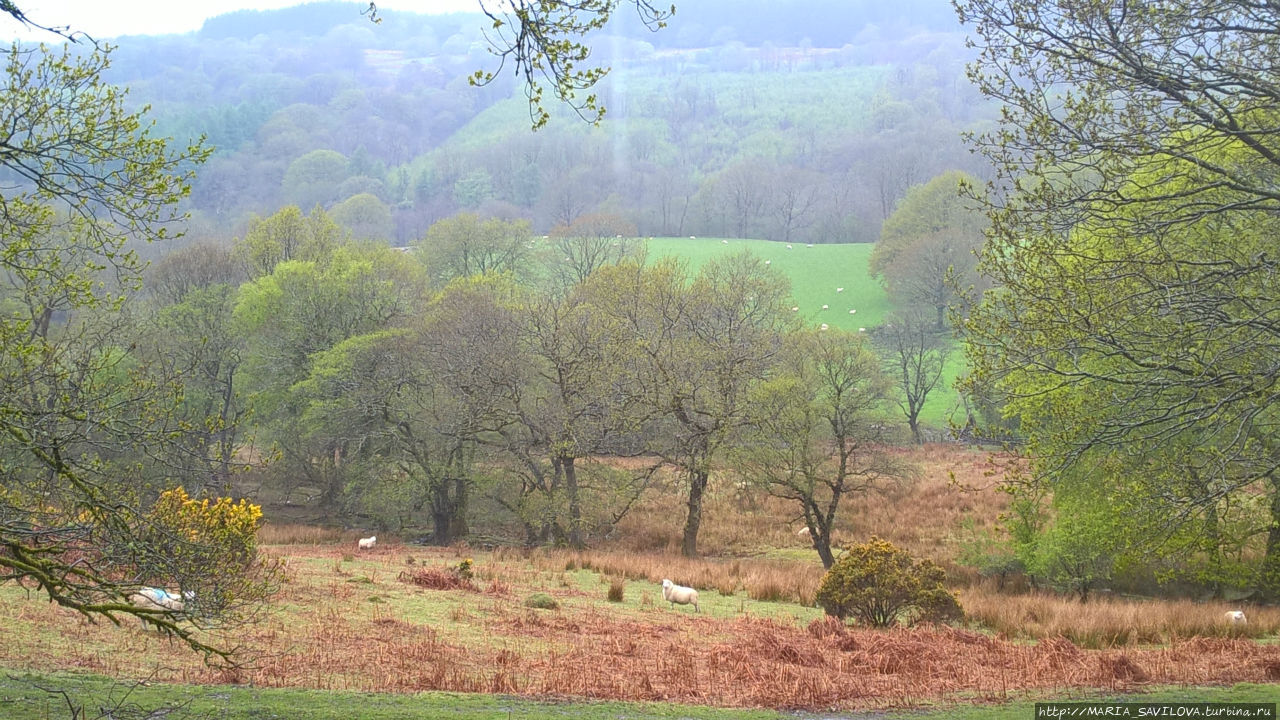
xmin=3 ymin=544 xmax=1279 ymax=711
xmin=258 ymin=523 xmax=351 ymax=545
xmin=398 ymin=567 xmax=478 ymax=592
xmin=610 ymin=444 xmax=1008 ymax=566
xmin=962 ymin=587 xmax=1280 ymax=647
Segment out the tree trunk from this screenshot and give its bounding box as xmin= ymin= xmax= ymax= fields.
xmin=908 ymin=416 xmax=923 ymax=444
xmin=563 ymin=456 xmax=583 ymax=549
xmin=681 ymin=468 xmax=709 ymax=557
xmin=452 ymin=476 xmax=469 ymax=538
xmin=1260 ymin=479 xmax=1280 ymax=600
xmin=816 ymin=533 xmax=835 ymax=569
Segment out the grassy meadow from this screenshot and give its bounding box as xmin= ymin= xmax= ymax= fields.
xmin=644 ymin=237 xmax=966 ymax=429
xmin=6 ymin=446 xmax=1280 ymax=717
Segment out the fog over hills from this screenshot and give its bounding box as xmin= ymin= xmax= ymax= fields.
xmin=88 ymin=0 xmax=992 ymax=247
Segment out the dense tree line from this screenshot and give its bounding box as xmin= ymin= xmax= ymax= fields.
xmin=145 ymin=206 xmax=904 ymax=564
xmin=55 ymin=1 xmax=996 ymax=250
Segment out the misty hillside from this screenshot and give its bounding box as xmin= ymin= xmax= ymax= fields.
xmin=91 ymin=0 xmax=994 ymax=246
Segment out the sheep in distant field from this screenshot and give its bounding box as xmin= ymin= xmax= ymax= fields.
xmin=661 ymin=579 xmax=699 ymax=612
xmin=797 ymin=526 xmax=811 ymax=538
xmin=820 ymin=323 xmax=829 ymax=331
xmin=358 ymin=535 xmax=377 ymax=550
xmin=1225 ymin=610 xmax=1247 ymax=626
xmin=836 ymin=287 xmax=844 ymax=293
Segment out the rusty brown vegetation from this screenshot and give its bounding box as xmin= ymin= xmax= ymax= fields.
xmin=1 ymin=542 xmax=1276 ymax=710
xmin=5 ymin=446 xmax=1277 ymax=711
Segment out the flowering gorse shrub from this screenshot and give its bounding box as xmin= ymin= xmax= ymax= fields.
xmin=816 ymin=537 xmax=962 ymax=628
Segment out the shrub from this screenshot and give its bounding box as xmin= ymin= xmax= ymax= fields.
xmin=398 ymin=567 xmax=477 ymax=592
xmin=607 ymin=578 xmax=625 ymax=603
xmin=815 ymin=536 xmax=962 ymax=628
xmin=142 ymin=487 xmax=278 ymax=617
xmin=525 ymin=592 xmax=559 ymax=610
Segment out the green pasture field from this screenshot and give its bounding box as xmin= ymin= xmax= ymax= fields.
xmin=644 ymin=237 xmax=967 ymax=430
xmin=0 ymin=671 xmax=1269 ymax=720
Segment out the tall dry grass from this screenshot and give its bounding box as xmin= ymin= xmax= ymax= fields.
xmin=610 ymin=444 xmax=1008 ymax=564
xmin=493 ymin=547 xmax=824 ymax=606
xmin=258 ymin=523 xmax=353 ymax=545
xmin=962 ymin=587 xmax=1280 ymax=648
xmin=6 ymin=543 xmax=1280 ymax=711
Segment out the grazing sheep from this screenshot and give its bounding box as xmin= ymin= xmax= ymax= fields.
xmin=849 ymin=309 xmax=857 ymax=314
xmin=129 ymin=586 xmax=186 ymax=613
xmin=129 ymin=587 xmax=188 ymax=630
xmin=822 ymin=304 xmax=829 ymax=310
xmin=722 ymin=239 xmax=729 ymax=244
xmin=836 ymin=287 xmax=844 ymax=293
xmin=797 ymin=526 xmax=811 ymax=537
xmin=661 ymin=579 xmax=699 ymax=613
xmin=786 ymin=244 xmax=792 ymax=249
xmin=1225 ymin=610 xmax=1247 ymax=626
xmin=820 ymin=323 xmax=829 ymax=331
xmin=358 ymin=535 xmax=377 ymax=550
xmin=765 ymin=260 xmax=771 ymax=265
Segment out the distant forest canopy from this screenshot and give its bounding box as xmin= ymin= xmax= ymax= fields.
xmin=89 ymin=0 xmax=994 ymax=247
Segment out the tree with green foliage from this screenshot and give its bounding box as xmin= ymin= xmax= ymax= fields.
xmin=816 ymin=537 xmax=961 ymax=627
xmin=499 ymin=287 xmax=656 ymax=547
xmin=416 ymin=213 xmax=532 ymax=285
xmin=958 ymin=0 xmax=1280 ymax=597
xmin=584 ymin=253 xmax=793 ymax=556
xmin=281 ymin=148 xmax=348 ymax=209
xmin=233 ymin=205 xmax=344 ymax=279
xmin=874 ymin=310 xmax=951 ymax=444
xmin=868 ymin=170 xmax=985 ymax=329
xmin=235 ymin=243 xmax=429 ymax=513
xmin=0 ymin=41 xmax=275 ymax=656
xmin=146 ymin=282 xmax=250 ymax=494
xmin=330 ymin=192 xmax=393 ymax=241
xmin=733 ymin=329 xmax=902 ymax=568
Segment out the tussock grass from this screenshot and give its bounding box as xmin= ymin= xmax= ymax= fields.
xmin=961 ymin=588 xmax=1280 ymax=648
xmin=258 ymin=523 xmax=351 ymax=545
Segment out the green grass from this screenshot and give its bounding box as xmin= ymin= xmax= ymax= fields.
xmin=0 ymin=670 xmax=785 ymax=720
xmin=3 ymin=671 xmax=1271 ymax=720
xmin=886 ymin=686 xmax=1280 ymax=720
xmin=644 ymin=236 xmax=968 ymax=431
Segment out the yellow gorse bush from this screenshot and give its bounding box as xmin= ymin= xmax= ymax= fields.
xmin=149 ymin=487 xmax=262 ymax=563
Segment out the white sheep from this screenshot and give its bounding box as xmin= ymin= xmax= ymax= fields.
xmin=1225 ymin=610 xmax=1247 ymax=626
xmin=358 ymin=535 xmax=377 ymax=550
xmin=722 ymin=239 xmax=729 ymax=244
xmin=129 ymin=586 xmax=186 ymax=613
xmin=836 ymin=287 xmax=844 ymax=293
xmin=661 ymin=578 xmax=699 ymax=612
xmin=765 ymin=260 xmax=771 ymax=265
xmin=819 ymin=323 xmax=829 ymax=331
xmin=822 ymin=304 xmax=829 ymax=310
xmin=797 ymin=526 xmax=811 ymax=537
